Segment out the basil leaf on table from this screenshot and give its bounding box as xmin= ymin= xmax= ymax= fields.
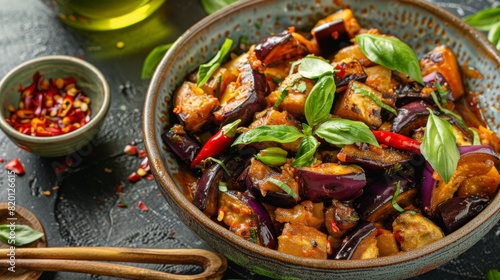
xmin=314 ymin=118 xmax=379 ymax=147
xmin=292 ymin=135 xmax=319 ymax=167
xmin=197 ymin=38 xmax=233 ymax=87
xmin=304 ymin=75 xmax=336 ymax=127
xmin=354 ymin=34 xmax=424 ymax=85
xmin=486 ymin=269 xmax=500 ymax=280
xmin=0 ymin=224 xmax=44 ymax=246
xmin=141 ymin=43 xmax=172 ymax=79
xmin=232 ymin=125 xmax=304 ymax=145
xmin=201 ymin=0 xmax=238 ymax=15
xmin=463 ymin=7 xmax=500 ymax=31
xmin=297 ymin=56 xmax=335 ymax=79
xmin=421 ymin=110 xmax=460 ymax=184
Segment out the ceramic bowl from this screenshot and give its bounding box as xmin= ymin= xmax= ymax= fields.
xmin=143 ymin=0 xmax=500 ymax=279
xmin=0 ymin=55 xmax=110 ymax=157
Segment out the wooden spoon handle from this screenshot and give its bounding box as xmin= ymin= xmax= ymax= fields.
xmin=0 ymin=247 xmax=226 ymax=280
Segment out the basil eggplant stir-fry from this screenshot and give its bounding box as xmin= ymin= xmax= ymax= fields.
xmin=162 ymin=9 xmax=500 ymax=260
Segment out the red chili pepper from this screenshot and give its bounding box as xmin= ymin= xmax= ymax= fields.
xmin=5 ymin=158 xmax=25 ymax=175
xmin=329 ymin=220 xmax=340 ymax=233
xmin=190 ymin=119 xmax=241 ymax=169
xmin=334 ymin=64 xmax=346 ymax=79
xmin=123 ymin=144 xmax=138 ymax=155
xmin=394 ymin=230 xmax=404 ymax=243
xmin=128 ymin=172 xmax=141 ymax=183
xmin=371 ymin=130 xmax=421 ymax=155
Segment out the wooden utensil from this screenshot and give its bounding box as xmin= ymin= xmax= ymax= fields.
xmin=0 ymin=203 xmax=227 ymax=280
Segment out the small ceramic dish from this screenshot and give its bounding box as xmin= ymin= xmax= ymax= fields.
xmin=0 ymin=55 xmax=110 ymax=157
xmin=143 ymin=0 xmax=500 ymax=279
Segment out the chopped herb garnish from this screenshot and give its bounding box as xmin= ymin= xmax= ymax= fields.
xmin=206 ymin=157 xmax=230 ymax=176
xmin=218 ymin=181 xmax=228 ymax=192
xmin=352 ymin=83 xmax=397 ymax=116
xmin=266 ymin=177 xmax=298 ymax=199
xmin=392 ymin=181 xmax=416 ymax=215
xmin=250 ymin=227 xmax=258 ymax=243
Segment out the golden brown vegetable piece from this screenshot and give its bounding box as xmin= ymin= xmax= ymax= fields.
xmin=337 ymin=144 xmax=412 ymax=170
xmin=324 ymin=199 xmax=359 ymax=238
xmin=364 ymin=65 xmax=394 ymax=94
xmin=277 ymin=223 xmax=329 ymax=259
xmin=199 ymin=68 xmax=237 ymax=97
xmin=218 ymin=191 xmax=257 ymax=242
xmin=333 ymin=44 xmax=374 ymax=67
xmin=392 ymin=212 xmax=444 ymax=252
xmin=275 ymin=201 xmax=325 ymax=229
xmin=376 ymin=229 xmax=400 ymax=257
xmin=430 ymin=153 xmax=499 ymax=212
xmin=266 ymin=73 xmax=315 ymax=118
xmin=420 ymin=45 xmax=464 ymax=100
xmin=332 ymin=81 xmax=394 ymax=128
xmin=350 ymin=230 xmax=379 ymax=260
xmin=247 ymin=158 xmax=300 ymax=200
xmin=313 ymin=9 xmax=361 ymax=38
xmin=173 ymin=81 xmax=219 ymax=132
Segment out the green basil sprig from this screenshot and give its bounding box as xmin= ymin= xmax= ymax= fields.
xmin=354 ymin=34 xmax=424 ymax=85
xmin=464 ymin=7 xmax=500 ymax=50
xmin=292 ymin=135 xmax=319 ymax=167
xmin=304 ymin=75 xmax=336 ymax=126
xmin=266 ymin=178 xmax=298 ymax=199
xmin=141 ymin=43 xmax=173 ymax=79
xmin=421 ymin=109 xmax=460 ymax=184
xmin=201 ymin=0 xmax=238 ymax=15
xmin=297 ymin=56 xmax=335 ymax=78
xmin=0 ymin=224 xmax=44 ymax=246
xmin=197 ymin=38 xmax=233 ymax=87
xmin=232 ymin=125 xmax=303 ymax=145
xmin=351 ymin=83 xmax=397 ymax=116
xmin=315 ymin=119 xmax=379 ymax=147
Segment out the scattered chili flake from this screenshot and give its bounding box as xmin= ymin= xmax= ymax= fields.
xmin=123 ymin=144 xmax=137 ymax=155
xmin=395 ymin=230 xmax=404 ymax=243
xmin=42 ymin=190 xmax=51 ymax=196
xmin=128 ymin=172 xmax=141 ymax=183
xmin=115 ymin=184 xmax=123 ymax=193
xmin=329 ymin=220 xmax=340 ymax=233
xmin=146 ymin=174 xmax=155 ymax=181
xmin=0 ymin=158 xmax=4 ymax=163
xmin=137 ymin=201 xmax=149 ymax=212
xmin=4 ymin=158 xmax=25 ymax=175
xmin=5 ymin=71 xmax=92 ymax=137
xmin=138 ymin=149 xmax=147 ymax=159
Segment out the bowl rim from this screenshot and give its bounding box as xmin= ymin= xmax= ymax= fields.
xmin=0 ymin=55 xmax=111 ymax=143
xmin=143 ymin=0 xmax=500 ymax=271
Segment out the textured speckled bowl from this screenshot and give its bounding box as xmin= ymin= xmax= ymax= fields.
xmin=143 ymin=0 xmax=500 ymax=279
xmin=0 ymin=55 xmax=110 ymax=157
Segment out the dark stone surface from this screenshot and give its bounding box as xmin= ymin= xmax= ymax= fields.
xmin=0 ymin=0 xmax=497 ymax=279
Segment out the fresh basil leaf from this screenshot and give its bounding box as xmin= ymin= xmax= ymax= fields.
xmin=297 ymin=56 xmax=334 ymax=79
xmin=266 ymin=178 xmax=298 ymax=199
xmin=421 ymin=110 xmax=460 ymax=184
xmin=292 ymin=136 xmax=319 ymax=167
xmin=296 ymin=81 xmax=307 ymax=93
xmin=485 ymin=268 xmax=500 ymax=280
xmin=488 ymin=21 xmax=500 ymax=50
xmin=197 ymin=38 xmax=233 ymax=87
xmin=314 ymin=118 xmax=379 ymax=147
xmin=351 ymin=83 xmax=397 ymax=116
xmin=201 ymin=0 xmax=238 ymax=15
xmin=141 ymin=43 xmax=172 ymax=79
xmin=463 ymin=7 xmax=500 ymax=31
xmin=470 ymin=128 xmax=481 ymax=145
xmin=434 ymin=79 xmax=448 ymax=105
xmin=206 ymin=157 xmax=230 ymax=176
xmin=0 ymin=224 xmax=44 ymax=246
xmin=354 ymin=34 xmax=423 ymax=85
xmin=429 ymin=91 xmax=466 ymax=128
xmin=305 ymin=75 xmax=336 ymax=126
xmin=232 ymin=125 xmax=304 ymax=146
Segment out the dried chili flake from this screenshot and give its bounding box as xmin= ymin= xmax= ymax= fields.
xmin=128 ymin=172 xmax=141 ymax=183
xmin=5 ymin=158 xmax=25 ymax=175
xmin=117 ymin=199 xmax=128 ymax=208
xmin=0 ymin=158 xmax=4 ymax=163
xmin=329 ymin=220 xmax=340 ymax=233
xmin=123 ymin=144 xmax=137 ymax=155
xmin=395 ymin=230 xmax=404 ymax=243
xmin=115 ymin=184 xmax=123 ymax=193
xmin=137 ymin=201 xmax=149 ymax=212
xmin=138 ymin=149 xmax=147 ymax=158
xmin=146 ymin=174 xmax=155 ymax=181
xmin=5 ymin=71 xmax=92 ymax=137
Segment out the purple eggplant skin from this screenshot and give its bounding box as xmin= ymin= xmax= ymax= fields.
xmin=313 ymin=19 xmax=351 ymax=57
xmin=296 ymin=163 xmax=367 ymax=203
xmin=438 ymin=196 xmax=491 ymax=234
xmin=395 ymin=72 xmax=450 ymax=107
xmin=161 ymin=125 xmax=200 ymax=165
xmin=421 ymin=145 xmax=499 ymax=216
xmin=333 ymin=59 xmax=368 ymax=93
xmin=213 ymin=62 xmax=267 ymax=127
xmin=253 ymin=31 xmax=308 ymax=65
xmin=391 ymin=100 xmax=440 ymax=136
xmin=242 ymin=191 xmax=278 ymax=249
xmin=333 ymin=221 xmax=377 ymax=260
xmin=354 ymin=178 xmax=417 ymax=222
xmin=193 ymin=156 xmax=245 ymax=216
